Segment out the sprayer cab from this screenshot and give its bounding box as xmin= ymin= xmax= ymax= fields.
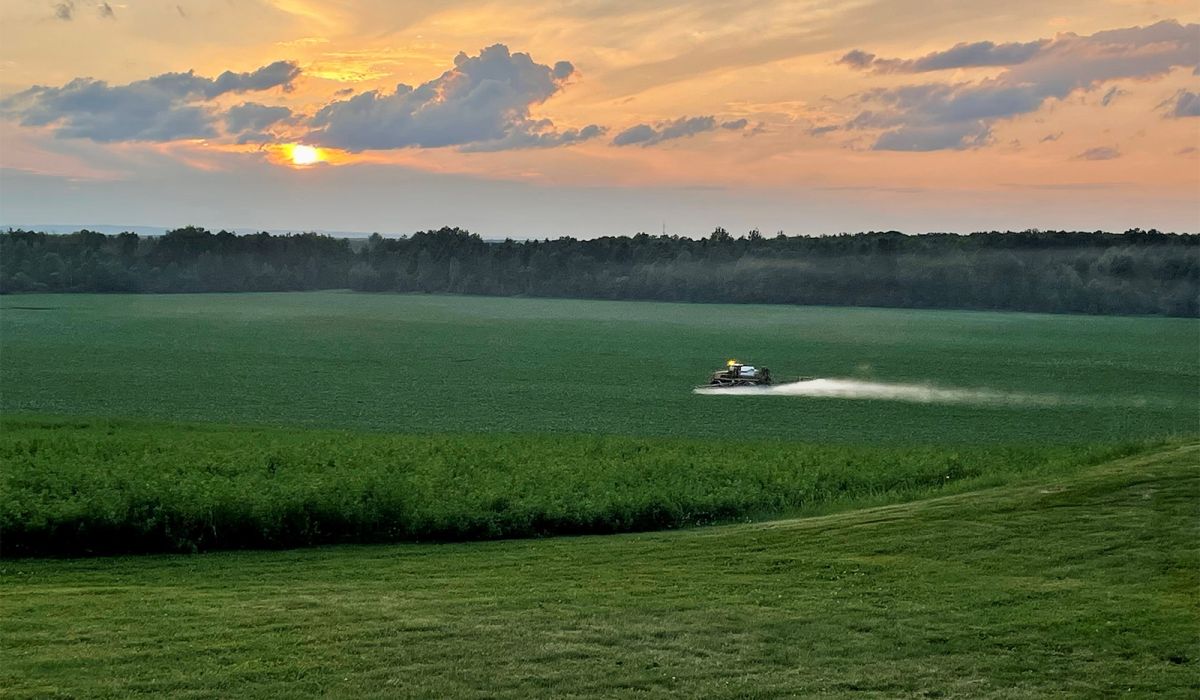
xmin=707 ymin=359 xmax=773 ymax=388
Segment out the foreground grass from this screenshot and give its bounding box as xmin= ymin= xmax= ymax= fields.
xmin=0 ymin=417 xmax=1151 ymax=556
xmin=3 ymin=444 xmax=1197 ymax=698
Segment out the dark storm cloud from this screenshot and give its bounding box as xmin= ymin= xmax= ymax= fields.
xmin=0 ymin=62 xmax=300 ymax=143
xmin=611 ymin=115 xmax=746 ymax=146
xmin=827 ymin=21 xmax=1198 ymax=151
xmin=306 ymin=44 xmax=600 ymax=152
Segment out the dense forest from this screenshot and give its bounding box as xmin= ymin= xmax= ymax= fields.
xmin=2 ymin=226 xmax=1197 ymax=316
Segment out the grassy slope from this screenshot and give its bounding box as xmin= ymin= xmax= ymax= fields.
xmin=3 ymin=444 xmax=1197 ymax=698
xmin=2 ymin=292 xmax=1196 ymax=443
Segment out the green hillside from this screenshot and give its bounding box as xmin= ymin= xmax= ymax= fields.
xmin=3 ymin=444 xmax=1196 ymax=698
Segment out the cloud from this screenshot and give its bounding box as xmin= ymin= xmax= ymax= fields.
xmin=1164 ymin=89 xmax=1200 ymax=118
xmin=225 ymin=102 xmax=293 ymax=139
xmin=611 ymin=123 xmax=657 ymax=146
xmin=873 ymin=121 xmax=992 ymax=152
xmin=1075 ymin=146 xmax=1121 ymax=160
xmin=1 ymin=61 xmax=300 ymax=142
xmin=461 ymin=123 xmax=605 ymax=152
xmin=233 ymin=131 xmax=274 ymax=145
xmin=611 ymin=115 xmax=746 ymax=146
xmin=1100 ymin=86 xmax=1124 ymax=107
xmin=53 ymin=2 xmax=73 ymax=21
xmin=97 ymin=2 xmax=114 ymax=19
xmin=615 ymin=116 xmax=715 ymax=145
xmin=840 ymin=39 xmax=1049 ymax=73
xmin=829 ymin=21 xmax=1198 ymax=151
xmin=836 ymin=49 xmax=876 ymax=70
xmin=1040 ymin=131 xmax=1063 ymax=142
xmin=306 ymin=44 xmax=598 ymax=152
xmin=206 ymin=62 xmax=301 ymax=97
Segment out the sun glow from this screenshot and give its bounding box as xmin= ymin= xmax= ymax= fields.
xmin=258 ymin=143 xmax=359 ymax=168
xmin=287 ymin=144 xmax=323 ymax=166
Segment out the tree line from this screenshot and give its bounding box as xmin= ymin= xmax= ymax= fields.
xmin=2 ymin=226 xmax=1197 ymax=316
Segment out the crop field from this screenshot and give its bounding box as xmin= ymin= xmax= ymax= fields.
xmin=2 ymin=292 xmax=1197 ymax=443
xmin=1 ymin=291 xmax=1197 ymax=697
xmin=1 ymin=292 xmax=1197 ymax=552
xmin=2 ymin=417 xmax=1148 ymax=555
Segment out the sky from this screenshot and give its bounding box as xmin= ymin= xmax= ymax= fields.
xmin=0 ymin=1 xmax=1197 ymax=238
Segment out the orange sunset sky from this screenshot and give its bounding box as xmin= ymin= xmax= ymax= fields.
xmin=0 ymin=0 xmax=1197 ymax=236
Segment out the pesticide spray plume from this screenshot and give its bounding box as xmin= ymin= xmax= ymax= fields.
xmin=693 ymin=378 xmax=1144 ymax=408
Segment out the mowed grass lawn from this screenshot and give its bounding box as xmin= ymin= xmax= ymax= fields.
xmin=2 ymin=292 xmax=1197 ymax=443
xmin=3 ymin=444 xmax=1197 ymax=698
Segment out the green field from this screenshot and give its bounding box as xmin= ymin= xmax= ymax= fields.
xmin=2 ymin=417 xmax=1147 ymax=555
xmin=2 ymin=292 xmax=1196 ymax=443
xmin=2 ymin=292 xmax=1198 ymax=696
xmin=3 ymin=445 xmax=1196 ymax=698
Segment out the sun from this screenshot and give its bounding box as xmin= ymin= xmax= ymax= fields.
xmin=289 ymin=144 xmax=322 ymax=166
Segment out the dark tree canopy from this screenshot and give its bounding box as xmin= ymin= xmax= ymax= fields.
xmin=2 ymin=226 xmax=1197 ymax=317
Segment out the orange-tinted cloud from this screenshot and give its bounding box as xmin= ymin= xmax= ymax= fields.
xmin=1 ymin=61 xmax=300 ymax=142
xmin=825 ymin=20 xmax=1199 ymax=151
xmin=305 ymin=44 xmax=603 ymax=152
xmin=1 ymin=1 xmax=1198 ymax=234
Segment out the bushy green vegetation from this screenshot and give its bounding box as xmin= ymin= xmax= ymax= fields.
xmin=2 ymin=293 xmax=1196 ymax=443
xmin=3 ymin=445 xmax=1195 ymax=697
xmin=1 ymin=417 xmax=1150 ymax=556
xmin=3 ymin=226 xmax=1197 ymax=315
